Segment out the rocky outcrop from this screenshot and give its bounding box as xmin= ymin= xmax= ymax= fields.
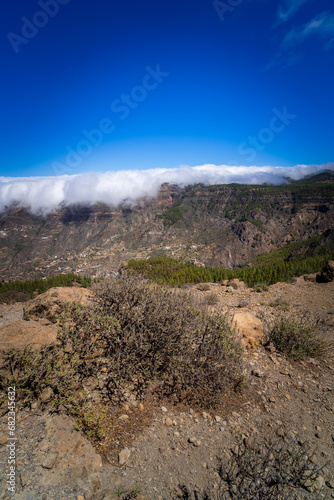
xmin=0 ymin=286 xmax=93 ymax=368
xmin=231 ymin=311 xmax=263 ymax=349
xmin=0 ymin=318 xmax=57 ymax=351
xmin=23 ymin=286 xmax=93 ymax=322
xmin=304 ymin=273 xmax=317 ymax=282
xmin=0 ymin=319 xmax=57 ymax=367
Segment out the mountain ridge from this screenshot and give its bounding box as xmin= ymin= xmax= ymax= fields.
xmin=1 ymin=173 xmax=333 ymax=281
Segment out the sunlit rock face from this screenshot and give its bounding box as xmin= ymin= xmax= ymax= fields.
xmin=0 ymin=171 xmax=333 ymax=281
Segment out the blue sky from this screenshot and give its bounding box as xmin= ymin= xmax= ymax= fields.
xmin=1 ymin=0 xmax=333 ymax=177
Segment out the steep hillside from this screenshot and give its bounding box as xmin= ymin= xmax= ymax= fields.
xmin=1 ymin=173 xmax=334 ymax=281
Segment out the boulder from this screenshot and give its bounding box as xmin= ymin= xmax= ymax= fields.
xmin=0 ymin=318 xmax=58 ymax=365
xmin=316 ymin=261 xmax=334 ymax=283
xmin=118 ymin=447 xmax=131 ymax=465
xmin=23 ymin=286 xmax=93 ymax=323
xmin=303 ymin=274 xmax=317 ymax=283
xmin=0 ymin=319 xmax=58 ymax=366
xmin=40 ymin=386 xmax=54 ymax=403
xmin=231 ymin=311 xmax=263 ymax=349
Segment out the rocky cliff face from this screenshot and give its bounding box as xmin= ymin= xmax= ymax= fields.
xmin=1 ymin=174 xmax=334 ymax=281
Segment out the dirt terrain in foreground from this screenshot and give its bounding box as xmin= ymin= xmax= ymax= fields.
xmin=0 ymin=278 xmax=333 ymax=499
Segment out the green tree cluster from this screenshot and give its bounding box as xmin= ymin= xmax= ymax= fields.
xmin=125 ymin=235 xmax=334 ymax=288
xmin=0 ymin=273 xmax=91 ymax=301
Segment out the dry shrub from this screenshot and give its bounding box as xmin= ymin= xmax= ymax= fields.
xmin=269 ymin=298 xmax=290 ymax=311
xmin=0 ymin=289 xmax=30 ymax=304
xmin=263 ymin=311 xmax=334 ymax=360
xmin=1 ymin=277 xmax=244 ymax=442
xmin=178 ymin=436 xmax=327 ymax=499
xmin=197 ymin=283 xmax=211 ymax=292
xmin=94 ymin=277 xmax=244 ymax=407
xmin=205 ymin=292 xmax=219 ymax=305
xmin=217 ymin=437 xmax=325 ymax=499
xmin=0 ymin=305 xmax=120 ymax=441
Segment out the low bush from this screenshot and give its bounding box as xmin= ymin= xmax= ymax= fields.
xmin=94 ymin=277 xmax=244 ymax=407
xmin=0 ymin=304 xmax=119 ymax=440
xmin=253 ymin=282 xmax=269 ymax=293
xmin=178 ymin=436 xmax=327 ymax=499
xmin=0 ymin=277 xmax=244 ymax=443
xmin=218 ymin=437 xmax=324 ymax=499
xmin=205 ymin=292 xmax=219 ymax=305
xmin=269 ymin=298 xmax=290 ymax=311
xmin=266 ymin=313 xmax=333 ymax=360
xmin=197 ymin=283 xmax=211 ymax=291
xmin=0 ymin=289 xmax=30 ymax=304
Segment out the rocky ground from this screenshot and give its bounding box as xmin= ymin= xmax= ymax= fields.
xmin=0 ymin=277 xmax=333 ymax=499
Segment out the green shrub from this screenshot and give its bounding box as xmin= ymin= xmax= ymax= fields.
xmin=0 ymin=304 xmax=119 ymax=441
xmin=0 ymin=273 xmax=91 ymax=300
xmin=253 ymin=282 xmax=269 ymax=292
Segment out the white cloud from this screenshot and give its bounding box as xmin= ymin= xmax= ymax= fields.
xmin=277 ymin=0 xmax=312 ymax=23
xmin=282 ymin=11 xmax=334 ymax=49
xmin=269 ymin=7 xmax=334 ymax=68
xmin=0 ymin=163 xmax=333 ymax=215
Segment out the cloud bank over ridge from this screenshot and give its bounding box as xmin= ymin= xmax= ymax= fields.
xmin=0 ymin=163 xmax=333 ymax=215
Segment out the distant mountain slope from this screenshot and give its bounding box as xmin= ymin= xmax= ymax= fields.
xmin=287 ymin=170 xmax=334 ymax=184
xmin=0 ymin=174 xmax=333 ymax=281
